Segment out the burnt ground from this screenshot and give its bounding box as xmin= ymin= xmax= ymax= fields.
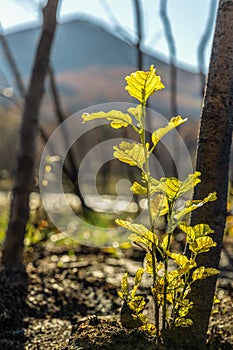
xmin=0 ymin=237 xmax=233 ymax=350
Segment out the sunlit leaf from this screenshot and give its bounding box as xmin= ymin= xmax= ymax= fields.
xmin=128 ymin=294 xmax=148 ymax=314
xmin=175 ymin=192 xmax=217 ymax=222
xmin=116 ymin=219 xmax=158 ymax=247
xmin=119 ymin=272 xmax=129 ymax=300
xmin=178 ymin=222 xmax=195 ymax=242
xmin=151 ymin=278 xmax=164 ymax=304
xmin=192 ymin=267 xmax=219 ymax=282
xmin=155 ymin=177 xmax=181 ymax=201
xmin=189 ymin=236 xmax=217 ymax=254
xmin=161 ymin=234 xmax=169 ymax=251
xmin=167 ymin=252 xmax=196 ymax=270
xmin=174 ymin=318 xmax=193 ymax=327
xmin=82 ymin=110 xmax=132 ymax=129
xmin=176 ymin=172 xmax=201 ymax=198
xmin=151 ymin=193 xmax=169 ymax=222
xmin=130 ymin=181 xmax=147 ymax=194
xmin=113 ymin=141 xmax=145 ymax=168
xmin=193 ymin=224 xmax=214 ymax=238
xmin=155 ymin=172 xmax=201 ymax=202
xmin=145 ymin=252 xmax=153 ymax=275
xmin=127 ymin=105 xmax=143 ymax=122
xmin=152 ymin=116 xmax=187 ymax=146
xmin=125 ymin=65 xmax=165 ymax=103
xmin=132 ymin=268 xmax=145 ymax=297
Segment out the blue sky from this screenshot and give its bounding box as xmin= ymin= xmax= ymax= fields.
xmin=0 ymin=0 xmax=217 ymax=72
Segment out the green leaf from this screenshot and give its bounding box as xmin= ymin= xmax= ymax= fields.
xmin=125 ymin=65 xmax=165 ymax=103
xmin=155 ymin=172 xmax=201 ymax=202
xmin=178 ymin=223 xmax=195 ymax=243
xmin=145 ymin=253 xmax=154 ymax=275
xmin=128 ymin=294 xmax=148 ymax=315
xmin=161 ymin=234 xmax=169 ymax=252
xmin=179 ymin=222 xmax=214 ymax=243
xmin=167 ymin=252 xmax=196 ymax=270
xmin=192 ymin=267 xmax=219 ymax=282
xmin=189 ymin=236 xmax=217 ymax=254
xmin=174 ymin=318 xmax=193 ymax=327
xmin=151 ymin=193 xmax=168 ymax=221
xmin=132 ymin=268 xmax=145 ymax=298
xmin=113 ymin=141 xmax=145 ymax=168
xmin=127 ymin=105 xmax=143 ymax=122
xmin=116 ymin=219 xmax=158 ymax=247
xmin=176 ymin=172 xmax=201 ymax=198
xmin=152 ymin=116 xmax=187 ymax=146
xmin=175 ymin=192 xmax=217 ymax=222
xmin=82 ymin=110 xmax=132 ymax=129
xmin=130 ymin=182 xmax=147 ymax=194
xmin=193 ymin=224 xmax=214 ymax=238
xmin=118 ymin=272 xmax=129 ymax=300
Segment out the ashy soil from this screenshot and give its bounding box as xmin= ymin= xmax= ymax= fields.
xmin=0 ymin=238 xmax=233 ymax=350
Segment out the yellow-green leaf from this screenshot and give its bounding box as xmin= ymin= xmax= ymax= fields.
xmin=178 ymin=223 xmax=195 ymax=243
xmin=152 ymin=116 xmax=187 ymax=146
xmin=145 ymin=253 xmax=153 ymax=275
xmin=176 ymin=172 xmax=201 ymax=198
xmin=82 ymin=110 xmax=132 ymax=129
xmin=113 ymin=141 xmax=145 ymax=168
xmin=175 ymin=318 xmax=193 ymax=327
xmin=116 ymin=219 xmax=158 ymax=246
xmin=156 ymin=177 xmax=181 ymax=201
xmin=127 ymin=105 xmax=143 ymax=122
xmin=175 ymin=192 xmax=217 ymax=222
xmin=155 ymin=172 xmax=201 ymax=202
xmin=167 ymin=252 xmax=196 ymax=270
xmin=128 ymin=294 xmax=148 ymax=314
xmin=125 ymin=65 xmax=165 ymax=103
xmin=189 ymin=236 xmax=217 ymax=254
xmin=161 ymin=234 xmax=169 ymax=251
xmin=151 ymin=193 xmax=168 ymax=221
xmin=193 ymin=224 xmax=214 ymax=238
xmin=119 ymin=272 xmax=129 ymax=300
xmin=192 ymin=267 xmax=219 ymax=282
xmin=132 ymin=268 xmax=145 ymax=297
xmin=130 ymin=182 xmax=147 ymax=194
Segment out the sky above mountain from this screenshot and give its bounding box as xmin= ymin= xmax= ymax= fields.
xmin=0 ymin=0 xmax=217 ymax=72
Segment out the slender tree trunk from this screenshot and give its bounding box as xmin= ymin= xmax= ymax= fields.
xmin=133 ymin=0 xmax=143 ymax=70
xmin=48 ymin=66 xmax=90 ymax=210
xmin=165 ymin=1 xmax=233 ymax=348
xmin=1 ymin=0 xmax=59 ymax=270
xmin=197 ymin=0 xmax=217 ymax=96
xmin=0 ymin=23 xmax=26 ymax=97
xmin=159 ymin=0 xmax=177 ymax=117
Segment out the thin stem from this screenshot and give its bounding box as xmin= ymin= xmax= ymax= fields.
xmin=140 ymin=101 xmax=160 ymax=336
xmin=162 ymin=202 xmax=173 ymax=331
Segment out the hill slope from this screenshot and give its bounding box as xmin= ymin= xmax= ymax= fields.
xmin=0 ymin=18 xmax=202 ymax=119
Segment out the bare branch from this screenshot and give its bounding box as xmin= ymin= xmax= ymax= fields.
xmin=197 ymin=0 xmax=217 ymax=96
xmin=132 ymin=0 xmax=143 ymax=70
xmin=159 ymin=0 xmax=178 ymax=117
xmin=0 ymin=23 xmax=26 ymax=97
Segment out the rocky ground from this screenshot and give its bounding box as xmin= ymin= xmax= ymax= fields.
xmin=0 ymin=237 xmax=233 ymax=350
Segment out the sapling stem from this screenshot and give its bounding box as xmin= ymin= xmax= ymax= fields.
xmin=139 ymin=101 xmax=160 ymax=335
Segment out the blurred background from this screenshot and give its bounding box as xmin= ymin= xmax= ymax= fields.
xmin=0 ymin=0 xmax=219 ymax=242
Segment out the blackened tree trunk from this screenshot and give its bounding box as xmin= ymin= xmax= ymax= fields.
xmin=165 ymin=0 xmax=233 ymax=348
xmin=1 ymin=0 xmax=59 ymax=270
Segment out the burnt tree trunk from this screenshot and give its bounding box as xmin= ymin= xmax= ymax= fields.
xmin=165 ymin=0 xmax=233 ymax=348
xmin=2 ymin=0 xmax=59 ymax=270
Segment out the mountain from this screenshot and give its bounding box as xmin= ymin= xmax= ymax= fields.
xmin=0 ymin=17 xmax=203 ymax=120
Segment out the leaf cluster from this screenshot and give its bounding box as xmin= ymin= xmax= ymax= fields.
xmin=82 ymin=66 xmax=219 ymax=338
